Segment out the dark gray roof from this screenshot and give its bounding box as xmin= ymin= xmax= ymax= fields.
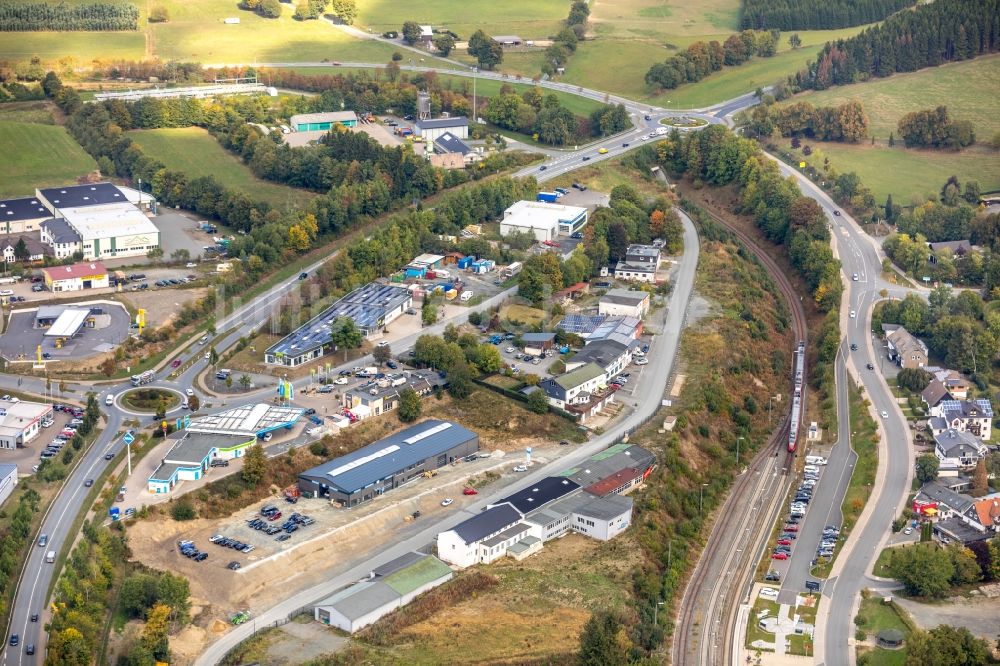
xmin=917 ymin=481 xmax=974 ymax=513
xmin=601 ymin=289 xmax=648 ymax=306
xmin=41 ymin=217 xmax=81 ymax=244
xmin=935 ymin=517 xmax=991 ymax=544
xmin=0 ymin=234 xmax=52 ymax=257
xmin=451 ymin=502 xmax=522 ymax=544
xmin=928 ymin=240 xmax=973 ymax=254
xmin=434 ymin=132 xmax=470 ymax=155
xmin=371 ymin=550 xmax=425 ymax=578
xmin=480 ymin=522 xmax=531 ymax=547
xmin=38 ymin=182 xmax=127 ymax=208
xmin=921 ymin=380 xmax=949 ymax=408
xmin=615 ymin=260 xmax=656 ymax=274
xmin=497 ymin=476 xmax=580 ymax=514
xmin=934 ymin=429 xmax=985 ymax=458
xmin=625 ymin=244 xmax=659 ymax=259
xmin=299 ymin=420 xmax=477 ymax=494
xmin=567 ymin=339 xmax=629 ymax=369
xmin=417 ymin=116 xmax=468 ymax=130
xmin=560 ymin=444 xmax=656 ymax=489
xmin=573 ymin=492 xmax=633 ymax=521
xmin=521 ymin=332 xmax=556 ymax=343
xmin=0 ymin=197 xmax=50 ymax=221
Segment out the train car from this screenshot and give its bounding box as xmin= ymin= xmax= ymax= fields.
xmin=788 ymin=342 xmax=806 ymax=452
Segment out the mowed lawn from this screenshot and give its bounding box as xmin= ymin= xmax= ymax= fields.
xmin=778 ymin=54 xmax=1000 ymax=139
xmin=127 ymin=127 xmax=315 ymax=208
xmin=0 ymin=32 xmax=146 ymax=63
xmin=787 ymin=142 xmax=1000 ymax=204
xmin=0 ymin=121 xmax=98 ymax=198
xmin=353 ymin=0 xmax=568 ymax=40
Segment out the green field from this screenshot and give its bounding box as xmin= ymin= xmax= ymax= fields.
xmin=781 ymin=54 xmax=1000 ymax=138
xmin=126 ymin=127 xmax=315 ymax=208
xmin=0 ymin=121 xmax=98 ymax=198
xmin=0 ymin=32 xmax=147 ymax=64
xmin=856 ymin=596 xmax=911 ymax=666
xmin=353 ymin=0 xmax=567 ymax=40
xmin=786 ymin=141 xmax=1000 ymax=204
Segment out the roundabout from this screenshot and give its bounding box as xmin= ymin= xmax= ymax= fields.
xmin=659 ymin=115 xmax=709 ymax=128
xmin=116 ymin=387 xmax=186 ymax=416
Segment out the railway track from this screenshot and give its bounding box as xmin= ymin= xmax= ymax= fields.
xmin=672 ymin=206 xmax=806 ymax=665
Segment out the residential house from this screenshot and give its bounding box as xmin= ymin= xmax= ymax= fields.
xmin=0 ymin=234 xmax=51 ymax=263
xmin=563 ymin=339 xmax=633 ymax=378
xmin=341 ymin=372 xmax=437 ymax=417
xmin=922 ymin=369 xmax=973 ymax=410
xmin=921 ymin=380 xmax=950 ymax=411
xmin=973 ymin=496 xmax=1000 ymax=535
xmin=539 ymin=362 xmax=615 ymax=423
xmin=884 ymin=325 xmax=928 ymax=369
xmin=933 ymin=428 xmax=988 ymax=473
xmin=614 ymin=244 xmax=660 ymax=283
xmin=927 ymin=240 xmax=976 ymax=261
xmin=927 ymin=399 xmax=993 ymax=440
xmin=436 ymin=502 xmax=529 ymax=568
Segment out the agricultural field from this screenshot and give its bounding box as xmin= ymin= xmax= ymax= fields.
xmin=126 ymin=127 xmax=316 ymax=208
xmin=780 ymin=54 xmax=1000 ymax=139
xmin=784 ymin=141 xmax=1000 ymax=205
xmin=353 ymin=0 xmax=568 ymax=41
xmin=0 ymin=121 xmax=98 ymax=198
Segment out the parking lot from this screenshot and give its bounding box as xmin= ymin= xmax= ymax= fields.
xmin=0 ymin=406 xmax=76 ymax=476
xmin=0 ymin=301 xmax=132 ymax=362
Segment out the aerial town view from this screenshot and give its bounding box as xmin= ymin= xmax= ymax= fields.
xmin=0 ymin=0 xmax=999 ymax=663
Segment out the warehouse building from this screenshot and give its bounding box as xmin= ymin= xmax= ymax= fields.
xmin=42 ymin=261 xmax=109 ymax=292
xmin=598 ymin=289 xmax=650 ymax=319
xmin=0 ymin=398 xmax=53 ymax=450
xmin=314 ymin=552 xmax=453 ymax=633
xmin=437 ymin=502 xmax=528 ymax=568
xmin=415 ymin=116 xmax=469 ymax=143
xmin=0 ymin=464 xmax=17 ymax=506
xmin=560 ymin=443 xmax=655 ymax=497
xmin=298 ymin=420 xmax=478 ymax=506
xmin=499 ymin=200 xmax=588 ymax=243
xmin=147 ymin=403 xmax=303 ymax=493
xmin=0 ymin=196 xmax=51 ymax=235
xmin=290 ymin=111 xmax=359 ymax=131
xmin=265 ymin=282 xmax=412 ymax=366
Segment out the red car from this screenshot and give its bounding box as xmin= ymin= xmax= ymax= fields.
xmin=171 ymin=359 xmax=182 ymax=368
xmin=771 ymin=552 xmax=789 ymax=560
xmin=783 ymin=524 xmax=799 ymax=532
xmin=267 ymin=511 xmax=282 ymax=521
xmin=776 ymin=538 xmax=792 ymax=546
xmin=462 ymin=487 xmax=478 ymax=496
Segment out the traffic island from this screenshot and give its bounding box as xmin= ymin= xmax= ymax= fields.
xmin=120 ymin=387 xmax=181 ymax=413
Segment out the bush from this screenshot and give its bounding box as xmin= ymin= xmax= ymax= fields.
xmin=259 ymin=0 xmax=282 ymax=17
xmin=170 ymin=499 xmax=196 ymax=521
xmin=309 ymin=441 xmax=329 ymax=457
xmin=148 ymin=5 xmax=169 ymax=21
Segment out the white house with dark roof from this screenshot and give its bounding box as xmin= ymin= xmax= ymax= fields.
xmin=927 ymin=399 xmax=993 ymax=440
xmin=934 ymin=428 xmax=988 ymax=473
xmin=0 ymin=197 xmax=51 ymax=235
xmin=415 ymin=116 xmax=469 ymax=142
xmin=563 ymin=339 xmax=632 ymax=378
xmin=436 ymin=502 xmax=527 ymax=568
xmin=614 ymin=244 xmax=660 ymax=283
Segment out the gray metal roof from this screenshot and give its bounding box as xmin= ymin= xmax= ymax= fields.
xmin=371 ymin=550 xmax=425 ymax=578
xmin=573 ymin=492 xmax=633 ymax=521
xmin=164 ymin=432 xmax=254 ymax=465
xmin=299 ymin=420 xmax=477 ymax=493
xmin=0 ymin=197 xmax=50 ymax=221
xmin=567 ymin=339 xmax=630 ymax=369
xmin=917 ymin=481 xmax=974 ymax=514
xmin=480 ymin=522 xmax=531 ymax=547
xmin=625 ymin=244 xmax=659 ymax=259
xmin=451 ymin=502 xmax=523 ymax=544
xmin=497 ymin=476 xmax=580 ymax=513
xmin=41 ymin=217 xmax=81 ymax=244
xmin=521 ymin=332 xmax=556 ymax=343
xmin=0 ymin=463 xmax=17 ymax=479
xmin=434 ymin=132 xmax=471 ymax=155
xmin=315 ymin=580 xmax=400 ymax=621
xmin=417 ymin=116 xmax=468 ymax=129
xmin=38 ymin=182 xmax=127 ymax=209
xmin=601 ymin=289 xmax=648 ymax=306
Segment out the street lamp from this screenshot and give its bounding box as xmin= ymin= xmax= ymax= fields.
xmin=699 ymin=483 xmax=708 ymax=515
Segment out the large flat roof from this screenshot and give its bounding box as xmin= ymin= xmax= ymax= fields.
xmin=38 ymin=182 xmax=129 ymax=209
xmin=601 ymin=289 xmax=649 ymax=307
xmin=502 ymin=200 xmax=588 ymax=230
xmin=186 ymin=403 xmax=303 ymax=436
xmin=266 ymin=282 xmax=411 ymax=358
xmin=497 ymin=476 xmax=580 ymax=514
xmin=0 ymin=399 xmax=50 ymax=430
xmin=0 ymin=197 xmax=50 ymax=222
xmin=59 ymin=202 xmax=159 ymax=241
xmin=290 ymin=111 xmax=358 ymax=125
xmin=164 ymin=432 xmax=255 ymax=465
xmin=44 ymin=308 xmax=90 ymax=338
xmin=300 ymin=420 xmax=477 ymax=494
xmin=417 ymin=116 xmax=468 ymax=129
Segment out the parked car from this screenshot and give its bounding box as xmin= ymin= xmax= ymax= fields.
xmin=441 ymin=498 xmax=454 ymax=507
xmin=760 ymin=587 xmax=779 ymax=598
xmin=463 ymin=487 xmax=478 ymax=495
xmin=513 ymin=465 xmax=527 ymax=472
xmin=771 ymin=552 xmax=788 ymax=560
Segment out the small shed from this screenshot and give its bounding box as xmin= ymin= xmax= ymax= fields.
xmin=522 ymin=332 xmax=557 ymax=356
xmin=876 ymin=628 xmax=905 ymax=649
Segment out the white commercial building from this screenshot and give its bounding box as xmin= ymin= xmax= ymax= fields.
xmin=0 ymin=399 xmax=53 ymax=450
xmin=0 ymin=464 xmax=17 ymax=506
xmin=599 ymin=288 xmax=650 ymax=319
xmin=414 ymin=116 xmax=469 ymax=143
xmin=42 ymin=261 xmax=109 ymax=292
xmin=499 ymin=200 xmax=588 ymax=243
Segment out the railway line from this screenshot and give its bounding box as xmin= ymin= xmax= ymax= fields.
xmin=672 ymin=206 xmax=807 ymax=666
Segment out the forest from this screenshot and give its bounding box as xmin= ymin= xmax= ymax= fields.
xmin=633 ymin=125 xmax=843 ymax=311
xmin=746 ymin=100 xmax=869 ymax=143
xmin=789 ymin=0 xmax=1000 ymax=91
xmin=0 ymin=2 xmax=138 ymax=31
xmin=740 ymin=0 xmax=913 ymax=31
xmin=645 ymin=29 xmax=778 ymax=91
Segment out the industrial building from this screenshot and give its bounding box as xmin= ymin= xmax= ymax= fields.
xmin=0 ymin=464 xmax=17 ymax=506
xmin=415 ymin=116 xmax=469 ymax=143
xmin=614 ymin=244 xmax=660 ymax=283
xmin=560 ymin=443 xmax=655 ymax=497
xmin=147 ymin=404 xmax=303 ymax=493
xmin=499 ymin=200 xmax=588 ymax=243
xmin=265 ymin=282 xmax=412 ymax=366
xmin=0 ymin=398 xmax=53 ymax=450
xmin=297 ymin=420 xmax=479 ymax=506
xmin=598 ymin=289 xmax=650 ymax=319
xmin=42 ymin=261 xmax=109 ymax=292
xmin=437 ymin=473 xmax=635 ymax=568
xmin=314 ymin=552 xmax=453 ymax=633
xmin=290 ymin=111 xmax=359 ymax=131
xmin=557 ymin=314 xmax=643 ymax=346
xmin=0 ymin=196 xmax=51 ymax=235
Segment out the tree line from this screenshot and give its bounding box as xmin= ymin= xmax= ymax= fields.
xmin=897 ymin=106 xmax=976 ymax=150
xmin=0 ymin=2 xmax=138 ymax=31
xmin=746 ymin=99 xmax=869 ymax=143
xmin=642 ymin=125 xmax=843 ymax=310
xmin=645 ymin=29 xmax=778 ymax=91
xmin=740 ymin=0 xmax=914 ymax=31
xmin=789 ymin=0 xmax=1000 ymax=91
xmin=542 ymin=1 xmax=588 ymax=77
xmin=485 ymin=88 xmax=628 ymax=145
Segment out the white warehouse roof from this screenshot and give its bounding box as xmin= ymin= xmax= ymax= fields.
xmin=502 ymin=200 xmax=588 ymax=232
xmin=59 ymin=202 xmax=158 ymax=242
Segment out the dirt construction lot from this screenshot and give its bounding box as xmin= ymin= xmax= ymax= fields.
xmin=130 ymin=442 xmax=574 ymax=662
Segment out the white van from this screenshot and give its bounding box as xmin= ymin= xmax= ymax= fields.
xmin=106 ymin=394 xmax=115 ymax=406
xmin=803 ymin=465 xmax=820 ymax=474
xmin=805 ymin=455 xmax=828 ymax=466
xmin=46 ymin=550 xmax=55 ymax=563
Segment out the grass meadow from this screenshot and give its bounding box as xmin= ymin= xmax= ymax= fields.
xmin=778 ymin=54 xmax=1000 ymax=139
xmin=126 ymin=127 xmax=316 ymax=208
xmin=0 ymin=121 xmax=98 ymax=197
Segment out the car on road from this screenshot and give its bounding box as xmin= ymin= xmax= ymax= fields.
xmin=25 ymin=644 xmax=34 ymax=655
xmin=850 ymin=310 xmax=856 ymax=318
xmin=866 ymin=363 xmax=874 ymax=370
xmin=759 ymin=587 xmax=779 ymax=598
xmin=504 ymin=346 xmax=515 ymax=353
xmin=298 ymin=272 xmax=308 ymax=280
xmin=582 ymin=156 xmax=590 ymax=161
xmin=171 ymin=359 xmax=182 ymax=368
xmin=881 ymin=410 xmax=888 ymax=419
xmin=334 ymin=377 xmax=349 ymax=385
xmin=852 ymin=273 xmax=859 ymax=281
xmin=598 ymin=148 xmax=608 ymax=154
xmin=903 ymin=527 xmax=913 ymax=535
xmin=304 ymin=408 xmax=316 ymax=416
xmin=463 ymin=487 xmax=478 ymax=495
xmin=9 ymin=634 xmax=18 ymax=646
xmin=850 ymin=343 xmax=858 ymax=351
xmin=84 ymin=479 xmax=94 ymax=487
xmin=441 ymin=498 xmax=454 ymax=507
xmin=186 ymin=388 xmax=195 ymax=396
xmin=538 ymin=165 xmax=547 ymax=171
xmin=834 ymin=210 xmax=841 ymax=216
